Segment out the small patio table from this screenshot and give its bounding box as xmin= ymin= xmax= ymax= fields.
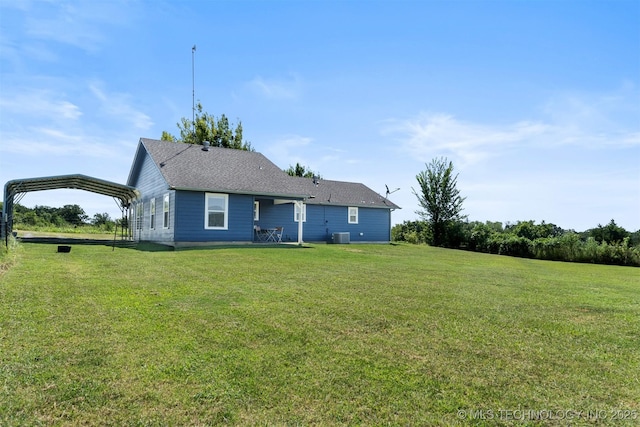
xmin=263 ymin=228 xmax=278 ymax=242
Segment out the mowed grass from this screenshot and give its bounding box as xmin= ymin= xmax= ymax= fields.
xmin=1 ymin=243 xmax=638 ymax=426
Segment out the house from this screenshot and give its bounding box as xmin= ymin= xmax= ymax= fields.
xmin=126 ymin=138 xmax=399 ymax=246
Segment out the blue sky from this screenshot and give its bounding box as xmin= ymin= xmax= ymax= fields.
xmin=1 ymin=0 xmax=638 ymax=232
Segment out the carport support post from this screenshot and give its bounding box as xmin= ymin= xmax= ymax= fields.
xmin=1 ymin=188 xmax=7 ymax=245
xmin=2 ymin=196 xmax=9 ymax=248
xmin=296 ymin=200 xmax=304 ymax=245
xmin=2 ymin=213 xmax=6 ymax=248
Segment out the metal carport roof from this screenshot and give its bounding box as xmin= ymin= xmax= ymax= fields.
xmin=2 ymin=174 xmax=139 ymax=239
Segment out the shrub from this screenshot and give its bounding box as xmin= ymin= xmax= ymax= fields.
xmin=487 ymin=234 xmax=532 ymax=258
xmin=393 ymin=217 xmax=639 ymax=267
xmin=392 ymin=221 xmax=430 ymax=244
xmin=531 ymin=237 xmax=561 ymax=261
xmin=468 ymin=222 xmax=495 ymax=252
xmin=532 ymin=233 xmax=581 ymax=262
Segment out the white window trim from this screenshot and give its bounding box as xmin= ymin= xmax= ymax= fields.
xmin=254 ymin=201 xmax=260 ymax=221
xmin=150 ymin=198 xmax=156 ymax=230
xmin=348 ymin=206 xmax=359 ymax=224
xmin=294 ymin=202 xmax=306 ymax=222
xmin=163 ymin=193 xmax=170 ymax=229
xmin=205 ymin=193 xmax=229 ymax=230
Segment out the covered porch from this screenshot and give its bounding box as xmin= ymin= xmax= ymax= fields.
xmin=252 ymin=197 xmax=305 ymax=244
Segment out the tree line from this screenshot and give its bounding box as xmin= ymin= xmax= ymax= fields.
xmin=7 ymin=203 xmax=120 ymax=232
xmin=392 ymin=218 xmax=640 ymax=267
xmin=396 ymin=157 xmax=640 ymax=267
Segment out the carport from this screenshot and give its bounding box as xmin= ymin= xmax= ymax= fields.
xmin=2 ymin=174 xmax=139 ymax=245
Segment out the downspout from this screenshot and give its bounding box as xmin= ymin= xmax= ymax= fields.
xmin=389 ymin=209 xmax=396 ymax=243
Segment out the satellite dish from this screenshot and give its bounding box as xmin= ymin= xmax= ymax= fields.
xmin=385 ymin=184 xmax=400 ymax=198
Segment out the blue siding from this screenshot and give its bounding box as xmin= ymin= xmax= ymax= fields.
xmin=353 ymin=207 xmax=391 ymax=242
xmin=174 ymin=191 xmax=254 ymax=242
xmin=304 ymin=205 xmax=337 ymax=242
xmin=255 ymin=201 xmax=392 ymax=243
xmin=128 ymin=150 xmax=174 ymax=243
xmin=302 ymin=205 xmax=391 ymax=242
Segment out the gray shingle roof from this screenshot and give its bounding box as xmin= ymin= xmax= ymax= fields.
xmin=138 ymin=138 xmax=400 ymax=210
xmin=140 ymin=138 xmax=307 ymax=198
xmin=292 ymin=177 xmax=400 ymax=209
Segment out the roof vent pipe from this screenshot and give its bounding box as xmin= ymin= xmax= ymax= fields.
xmin=202 ymin=140 xmax=210 ymax=151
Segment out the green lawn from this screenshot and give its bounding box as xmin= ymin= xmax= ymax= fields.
xmin=1 ymin=242 xmax=638 ymax=425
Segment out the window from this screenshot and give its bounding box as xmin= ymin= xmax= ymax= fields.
xmin=163 ymin=194 xmax=170 ymax=229
xmin=254 ymin=201 xmax=260 ymax=221
xmin=294 ymin=202 xmax=306 ymax=222
xmin=150 ymin=198 xmax=156 ymax=230
xmin=205 ymin=193 xmax=228 ymax=229
xmin=348 ymin=207 xmax=358 ymax=224
xmin=136 ymin=202 xmax=143 ymax=230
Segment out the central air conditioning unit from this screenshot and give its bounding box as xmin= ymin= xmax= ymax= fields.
xmin=332 ymin=232 xmax=350 ymax=244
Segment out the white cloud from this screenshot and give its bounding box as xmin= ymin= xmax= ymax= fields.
xmin=264 ymin=134 xmax=313 ymax=166
xmin=0 ymin=89 xmax=82 ymax=120
xmin=22 ymin=42 xmax=60 ymax=62
xmin=89 ymin=82 xmax=153 ymax=130
xmin=246 ymin=74 xmax=302 ymax=100
xmin=20 ymin=1 xmax=134 ymax=53
xmin=0 ymin=127 xmax=115 ymax=158
xmin=0 ymin=0 xmax=30 ymax=12
xmin=540 ymin=87 xmax=640 ymax=149
xmin=384 ymin=113 xmax=549 ymax=167
xmin=386 ymin=87 xmax=639 ymax=167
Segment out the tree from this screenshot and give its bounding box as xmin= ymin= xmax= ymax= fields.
xmin=589 ymin=219 xmax=629 ymax=244
xmin=161 ymin=103 xmax=253 ymax=150
xmin=160 ymin=131 xmax=176 ymax=142
xmin=505 ymin=220 xmax=563 ymax=241
xmin=391 ymin=220 xmax=430 ymax=244
xmin=285 ymin=163 xmax=319 ymax=178
xmin=91 ymin=212 xmax=112 ymax=226
xmin=90 ymin=212 xmax=114 ymax=231
xmin=413 ymin=157 xmax=466 ymax=247
xmin=58 ymin=204 xmax=88 ymax=226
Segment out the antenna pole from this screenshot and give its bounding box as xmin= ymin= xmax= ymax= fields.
xmin=192 ymin=45 xmax=196 ymax=137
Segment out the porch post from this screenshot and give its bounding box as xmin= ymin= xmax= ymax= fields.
xmin=296 ymin=200 xmax=304 ymax=245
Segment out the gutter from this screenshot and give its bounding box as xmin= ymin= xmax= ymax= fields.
xmin=169 ymin=186 xmax=310 ymax=200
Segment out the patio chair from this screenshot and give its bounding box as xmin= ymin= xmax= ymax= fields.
xmin=274 ymin=227 xmax=283 ymax=243
xmin=254 ymin=225 xmax=265 ymax=242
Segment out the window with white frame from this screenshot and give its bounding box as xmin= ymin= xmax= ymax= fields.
xmin=136 ymin=202 xmax=143 ymax=230
xmin=150 ymin=198 xmax=156 ymax=230
xmin=348 ymin=207 xmax=358 ymax=224
xmin=205 ymin=193 xmax=228 ymax=229
xmin=254 ymin=201 xmax=260 ymax=221
xmin=294 ymin=202 xmax=306 ymax=222
xmin=163 ymin=194 xmax=170 ymax=229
